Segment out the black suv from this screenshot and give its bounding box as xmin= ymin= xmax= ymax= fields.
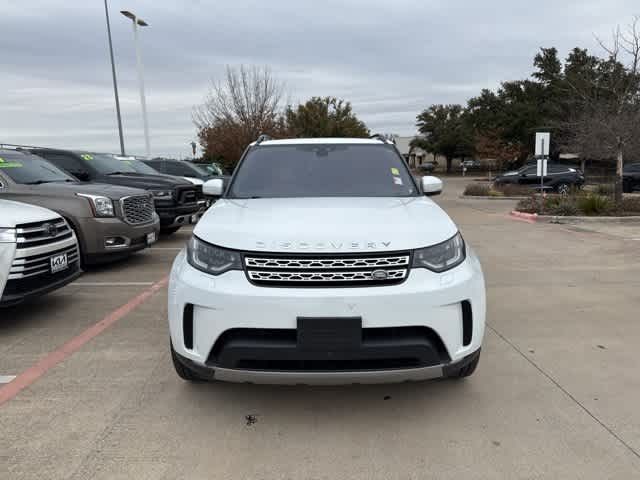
xmin=28 ymin=149 xmax=200 ymax=234
xmin=143 ymin=158 xmax=229 ymax=184
xmin=623 ymin=163 xmax=640 ymax=193
xmin=494 ymin=163 xmax=585 ymax=194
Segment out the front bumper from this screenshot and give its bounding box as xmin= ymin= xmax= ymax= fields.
xmin=76 ymin=215 xmax=160 ymax=264
xmin=157 ymin=204 xmax=200 ymax=228
xmin=168 ymin=247 xmax=486 ymax=383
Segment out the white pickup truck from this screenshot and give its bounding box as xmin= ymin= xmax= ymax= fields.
xmin=1 ymin=199 xmax=81 ymax=307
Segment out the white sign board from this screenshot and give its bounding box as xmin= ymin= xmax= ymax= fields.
xmin=535 ymin=132 xmax=550 ymax=156
xmin=537 ymin=158 xmax=548 ymax=177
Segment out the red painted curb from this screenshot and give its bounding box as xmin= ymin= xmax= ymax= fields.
xmin=0 ymin=276 xmax=169 ymax=407
xmin=510 ymin=211 xmax=538 ymax=223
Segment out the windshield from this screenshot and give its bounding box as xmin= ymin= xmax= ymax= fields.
xmin=76 ymin=152 xmax=137 ymax=175
xmin=0 ymin=151 xmax=75 ymax=184
xmin=201 ymin=163 xmax=223 ymax=176
xmin=121 ymin=159 xmax=161 ymax=175
xmin=228 ymin=144 xmax=418 ymax=198
xmin=180 ymin=161 xmax=211 ymax=178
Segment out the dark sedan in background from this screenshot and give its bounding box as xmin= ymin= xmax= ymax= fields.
xmin=623 ymin=163 xmax=640 ymax=192
xmin=494 ymin=163 xmax=585 ymax=194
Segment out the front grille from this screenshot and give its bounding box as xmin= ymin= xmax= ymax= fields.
xmin=8 ymin=244 xmax=79 ymax=282
xmin=121 ymin=195 xmax=154 ymax=225
xmin=15 ymin=218 xmax=72 ymax=249
xmin=244 ymin=252 xmax=411 ymax=287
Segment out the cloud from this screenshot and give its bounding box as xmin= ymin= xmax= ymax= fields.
xmin=1 ymin=0 xmax=637 ymax=157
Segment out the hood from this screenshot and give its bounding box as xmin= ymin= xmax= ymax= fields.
xmin=0 ymin=199 xmax=61 ymax=227
xmin=97 ymin=173 xmax=192 ymax=190
xmin=30 ymin=182 xmax=149 ymax=199
xmin=194 ymin=197 xmax=458 ymax=253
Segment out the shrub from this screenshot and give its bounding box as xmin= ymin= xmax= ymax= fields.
xmin=594 ymin=184 xmax=614 ymax=196
xmin=621 ymin=196 xmax=640 ymax=213
xmin=544 ymin=196 xmax=579 ymax=216
xmin=576 ymin=194 xmax=613 ymax=216
xmin=515 ymin=196 xmax=540 ymax=213
xmin=498 ymin=184 xmax=530 ymax=196
xmin=463 ymin=184 xmax=490 ymax=196
xmin=488 ymin=189 xmax=505 ymax=197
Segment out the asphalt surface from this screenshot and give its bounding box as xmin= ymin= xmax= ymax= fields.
xmin=1 ymin=177 xmax=639 ymax=479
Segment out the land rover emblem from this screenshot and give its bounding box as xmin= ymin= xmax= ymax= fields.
xmin=371 ymin=270 xmax=388 ymax=281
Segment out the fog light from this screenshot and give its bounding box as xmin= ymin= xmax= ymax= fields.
xmin=105 ymin=237 xmax=127 ymax=248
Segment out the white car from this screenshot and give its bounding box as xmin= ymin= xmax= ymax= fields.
xmin=168 ymin=137 xmax=486 ymax=384
xmin=1 ymin=199 xmax=81 ymax=307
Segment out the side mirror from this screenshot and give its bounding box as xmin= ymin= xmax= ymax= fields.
xmin=72 ymin=171 xmax=91 ymax=182
xmin=203 ymin=178 xmax=224 ymax=197
xmin=421 ymin=176 xmax=443 ymax=196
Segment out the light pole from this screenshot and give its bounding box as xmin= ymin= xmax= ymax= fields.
xmin=103 ymin=0 xmax=125 ymax=156
xmin=121 ymin=10 xmax=151 ymax=159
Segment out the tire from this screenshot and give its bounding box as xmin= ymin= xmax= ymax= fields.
xmin=171 ymin=343 xmax=204 ymax=382
xmin=448 ymin=351 xmax=481 ymax=379
xmin=161 ymin=226 xmax=181 ymax=235
xmin=556 ymin=183 xmax=570 ymax=195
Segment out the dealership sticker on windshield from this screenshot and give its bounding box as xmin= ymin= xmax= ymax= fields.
xmin=80 ymin=154 xmax=94 ymax=161
xmin=0 ymin=159 xmax=22 ymax=168
xmin=393 ymin=176 xmax=403 ymax=185
xmin=390 ymin=167 xmax=400 ymax=175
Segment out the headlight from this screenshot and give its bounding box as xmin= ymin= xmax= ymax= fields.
xmin=151 ymin=190 xmax=172 ymax=199
xmin=0 ymin=228 xmax=16 ymax=243
xmin=77 ymin=193 xmax=114 ymax=217
xmin=187 ymin=236 xmax=242 ymax=276
xmin=412 ymin=232 xmax=466 ymax=273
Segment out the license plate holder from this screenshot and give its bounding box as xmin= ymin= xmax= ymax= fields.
xmin=297 ymin=317 xmax=362 ymax=351
xmin=50 ymin=253 xmax=68 ymax=274
xmin=146 ymin=232 xmax=157 ymax=245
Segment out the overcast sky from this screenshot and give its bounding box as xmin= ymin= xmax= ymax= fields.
xmin=1 ymin=1 xmax=637 ymax=158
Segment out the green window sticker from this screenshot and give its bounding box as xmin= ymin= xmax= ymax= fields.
xmin=0 ymin=162 xmax=23 ymax=168
xmin=0 ymin=157 xmax=4 ymax=163
xmin=391 ymin=167 xmax=400 ymax=175
xmin=80 ymin=154 xmax=94 ymax=161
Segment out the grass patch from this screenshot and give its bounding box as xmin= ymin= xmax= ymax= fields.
xmin=463 ymin=183 xmax=530 ymax=197
xmin=516 ymin=192 xmax=637 ymax=216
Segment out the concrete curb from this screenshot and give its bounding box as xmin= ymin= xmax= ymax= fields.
xmin=510 ymin=211 xmax=538 ymax=222
xmin=511 ymin=210 xmax=640 ymax=224
xmin=460 ymin=195 xmax=528 ymax=201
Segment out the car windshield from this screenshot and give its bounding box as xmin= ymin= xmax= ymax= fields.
xmin=120 ymin=158 xmax=161 ymax=175
xmin=76 ymin=152 xmax=137 ymax=175
xmin=190 ymin=163 xmax=217 ymax=176
xmin=228 ymin=143 xmax=418 ymax=198
xmin=202 ymin=163 xmax=223 ymax=176
xmin=0 ymin=151 xmax=75 ymax=184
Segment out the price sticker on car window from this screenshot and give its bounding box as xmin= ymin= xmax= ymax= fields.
xmin=80 ymin=154 xmax=93 ymax=161
xmin=390 ymin=167 xmax=400 ymax=175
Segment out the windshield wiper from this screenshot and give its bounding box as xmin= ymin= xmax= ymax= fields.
xmin=24 ymin=180 xmax=59 ymax=185
xmin=106 ymin=171 xmax=134 ymax=176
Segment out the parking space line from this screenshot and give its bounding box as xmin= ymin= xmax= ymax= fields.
xmin=0 ymin=275 xmax=168 ymax=407
xmin=0 ymin=376 xmax=16 ymax=384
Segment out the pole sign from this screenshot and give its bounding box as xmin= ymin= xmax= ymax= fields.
xmin=536 ymin=158 xmax=548 ymax=177
xmin=535 ymin=132 xmax=550 ymax=157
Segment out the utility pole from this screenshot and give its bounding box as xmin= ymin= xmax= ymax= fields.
xmin=104 ymin=0 xmax=125 ymax=155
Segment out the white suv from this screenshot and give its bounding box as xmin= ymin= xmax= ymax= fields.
xmin=1 ymin=199 xmax=81 ymax=307
xmin=168 ymin=137 xmax=485 ymax=384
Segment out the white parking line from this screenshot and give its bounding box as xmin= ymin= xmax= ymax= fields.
xmin=73 ymin=282 xmax=154 ymax=287
xmin=0 ymin=376 xmax=16 ymax=384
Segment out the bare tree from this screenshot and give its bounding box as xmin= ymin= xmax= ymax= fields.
xmin=563 ymin=17 xmax=640 ymax=203
xmin=193 ymin=65 xmax=287 ymax=168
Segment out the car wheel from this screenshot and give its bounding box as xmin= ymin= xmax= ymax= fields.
xmin=556 ymin=183 xmax=570 ymax=195
xmin=171 ymin=342 xmax=204 ymax=382
xmin=161 ymin=227 xmax=181 ymax=235
xmin=448 ymin=351 xmax=481 ymax=379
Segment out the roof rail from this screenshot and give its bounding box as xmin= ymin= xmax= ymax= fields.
xmin=0 ymin=142 xmax=47 ymax=150
xmin=369 ymin=134 xmax=394 ymax=144
xmin=255 ymin=134 xmax=273 ymax=145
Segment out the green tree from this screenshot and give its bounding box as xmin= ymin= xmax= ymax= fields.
xmin=285 ymin=97 xmax=369 ymax=138
xmin=414 ymin=104 xmax=474 ymax=173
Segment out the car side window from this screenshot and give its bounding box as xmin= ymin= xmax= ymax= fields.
xmin=523 ymin=166 xmax=537 ymax=175
xmin=45 ymin=154 xmax=90 ymax=179
xmin=164 ymin=162 xmax=191 ymax=176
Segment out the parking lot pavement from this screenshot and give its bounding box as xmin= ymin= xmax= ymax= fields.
xmin=2 ymin=185 xmax=640 ymax=479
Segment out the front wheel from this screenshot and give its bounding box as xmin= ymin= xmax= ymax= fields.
xmin=447 ymin=351 xmax=481 ymax=379
xmin=171 ymin=343 xmax=204 ymax=382
xmin=556 ymin=183 xmax=570 ymax=195
xmin=161 ymin=226 xmax=181 ymax=235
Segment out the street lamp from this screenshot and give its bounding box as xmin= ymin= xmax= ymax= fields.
xmin=120 ymin=10 xmax=151 ymax=159
xmin=103 ymin=0 xmax=125 ymax=156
